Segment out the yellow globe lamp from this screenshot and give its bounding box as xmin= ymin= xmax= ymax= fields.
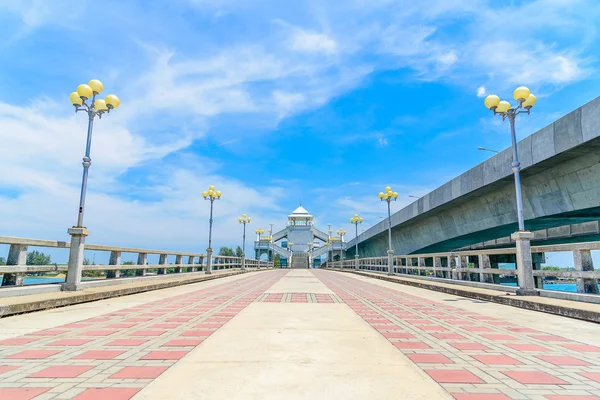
xmin=385 ymin=186 xmax=392 ymax=192
xmin=248 ymin=218 xmax=251 ymax=222
xmin=238 ymin=217 xmax=242 ymax=222
xmin=209 ymin=185 xmax=215 ymax=191
xmin=76 ymin=84 xmax=93 ymax=100
xmin=207 ymin=189 xmax=214 ymax=197
xmin=513 ymin=86 xmax=530 ymax=103
xmin=495 ymin=101 xmax=511 ymax=113
xmin=202 ymin=191 xmax=208 ymax=197
xmin=393 ymin=192 xmax=399 ymax=198
xmin=522 ymin=94 xmax=537 ymax=109
xmin=88 ymin=79 xmax=103 ymax=94
xmin=70 ymin=92 xmax=82 ymax=106
xmin=93 ymin=99 xmax=108 ymax=111
xmin=484 ymin=94 xmax=500 ymax=109
xmin=378 ymin=192 xmax=385 ymax=199
xmin=216 ymin=191 xmax=222 ymax=197
xmin=105 ymin=94 xmax=120 ymax=109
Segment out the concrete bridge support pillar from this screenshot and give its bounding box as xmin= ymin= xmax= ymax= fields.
xmin=433 ymin=256 xmax=442 ymax=278
xmin=107 ymin=251 xmax=121 ymax=279
xmin=187 ymin=256 xmax=195 ymax=272
xmin=136 ymin=253 xmax=147 ymax=276
xmin=574 ymin=249 xmax=599 ymax=294
xmin=158 ymin=254 xmax=167 ymax=275
xmin=174 ymin=255 xmax=182 ymax=273
xmin=478 ymin=254 xmax=494 ymax=284
xmin=2 ymin=244 xmax=27 ymax=286
xmin=63 ymin=227 xmax=89 ymax=291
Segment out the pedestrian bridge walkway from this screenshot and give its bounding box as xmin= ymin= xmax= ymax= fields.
xmin=1 ymin=270 xmax=600 ymax=400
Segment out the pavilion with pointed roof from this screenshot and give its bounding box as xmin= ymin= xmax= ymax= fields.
xmin=254 ymin=205 xmax=346 ymax=268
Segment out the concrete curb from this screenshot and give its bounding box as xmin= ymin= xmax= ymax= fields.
xmin=333 ymin=269 xmax=600 ymax=324
xmin=0 ymin=270 xmax=257 ymax=318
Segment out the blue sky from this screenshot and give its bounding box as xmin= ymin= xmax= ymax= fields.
xmin=1 ymin=0 xmax=599 ymax=266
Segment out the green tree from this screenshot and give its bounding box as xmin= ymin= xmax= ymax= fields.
xmin=27 ymin=250 xmax=52 ymax=266
xmin=235 ymin=246 xmax=244 ymax=258
xmin=121 ymin=260 xmax=137 ymax=277
xmin=274 ymin=254 xmax=281 ymax=268
xmin=0 ymin=257 xmax=6 ymax=265
xmin=218 ymin=247 xmax=235 ymax=256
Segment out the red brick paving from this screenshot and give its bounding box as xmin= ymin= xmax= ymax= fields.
xmin=0 ymin=387 xmax=52 ymax=400
xmin=314 ymin=270 xmax=600 ymax=399
xmin=0 ymin=270 xmax=286 ymax=398
xmin=73 ymin=387 xmax=141 ymax=400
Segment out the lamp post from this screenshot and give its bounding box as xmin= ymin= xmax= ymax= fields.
xmin=336 ymin=228 xmax=346 ymax=269
xmin=307 ymin=241 xmax=314 ymax=269
xmin=350 ymin=214 xmax=363 ymax=270
xmin=484 ymin=87 xmax=538 ymax=295
xmin=255 ymin=228 xmax=264 ymax=267
xmin=324 ymin=240 xmax=330 ymax=267
xmin=287 ymin=241 xmax=293 ymax=269
xmin=202 ymin=185 xmax=222 ymax=274
xmin=63 ymin=80 xmax=120 ymax=292
xmin=238 ymin=214 xmax=251 ymax=270
xmin=269 ymin=223 xmax=275 ymax=262
xmin=477 ymin=147 xmax=499 ymax=154
xmin=378 ymin=186 xmax=399 ymax=275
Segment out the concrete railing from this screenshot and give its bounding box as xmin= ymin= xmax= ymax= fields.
xmin=0 ymin=236 xmax=272 ymax=289
xmin=325 ymin=241 xmax=600 ymax=300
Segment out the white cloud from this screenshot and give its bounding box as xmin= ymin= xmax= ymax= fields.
xmin=477 ymin=86 xmax=486 ymax=97
xmin=289 ymin=29 xmax=337 ymax=54
xmin=377 ymin=137 xmax=388 ymax=147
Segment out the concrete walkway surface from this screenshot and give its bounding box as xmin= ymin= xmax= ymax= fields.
xmin=0 ymin=269 xmax=600 ymax=400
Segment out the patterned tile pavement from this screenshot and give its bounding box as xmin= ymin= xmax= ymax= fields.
xmin=0 ymin=271 xmax=287 ymax=399
xmin=2 ymin=269 xmax=600 ymax=399
xmin=314 ymin=270 xmax=600 ymax=400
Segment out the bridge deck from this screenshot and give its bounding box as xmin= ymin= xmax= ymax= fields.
xmin=1 ymin=270 xmax=600 ymax=399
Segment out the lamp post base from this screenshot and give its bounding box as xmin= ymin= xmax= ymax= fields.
xmin=205 ymin=248 xmax=213 ymax=275
xmin=387 ymin=249 xmax=394 ymax=276
xmin=241 ymin=255 xmax=246 ymax=271
xmin=61 ymin=227 xmax=90 ymax=292
xmin=511 ymin=231 xmax=538 ymax=296
xmin=355 ymin=254 xmax=359 ymax=271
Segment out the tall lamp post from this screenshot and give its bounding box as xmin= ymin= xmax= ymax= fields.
xmin=336 ymin=228 xmax=346 ymax=269
xmin=484 ymin=87 xmax=538 ymax=295
xmin=268 ymin=223 xmax=275 ymax=262
xmin=378 ymin=186 xmax=398 ymax=275
xmin=238 ymin=214 xmax=251 ymax=270
xmin=202 ymin=185 xmax=222 ymax=274
xmin=324 ymin=240 xmax=330 ymax=267
xmin=255 ymin=228 xmax=264 ymax=267
xmin=350 ymin=214 xmax=363 ymax=270
xmin=63 ymin=80 xmax=120 ymax=292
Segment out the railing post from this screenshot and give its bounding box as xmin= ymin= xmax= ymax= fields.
xmin=158 ymin=254 xmax=167 ymax=275
xmin=512 ymin=231 xmax=537 ymax=296
xmin=174 ymin=255 xmax=182 ymax=273
xmin=187 ymin=256 xmax=195 ymax=272
xmin=478 ymin=254 xmax=493 ymax=283
xmin=2 ymin=244 xmax=27 ymax=286
xmin=107 ymin=251 xmax=121 ymax=279
xmin=206 ymin=249 xmax=213 ymax=274
xmin=199 ymin=255 xmax=205 ymax=272
xmin=63 ymin=227 xmax=89 ymax=291
xmin=418 ymin=257 xmax=425 ymax=276
xmin=459 ymin=255 xmax=469 ymax=280
xmin=574 ymin=249 xmax=599 ymax=294
xmin=532 ymin=253 xmax=544 ymax=289
xmin=433 ymin=256 xmax=442 ymax=278
xmin=449 ymin=255 xmax=458 ymax=280
xmin=136 ymin=253 xmax=147 ymax=276
xmin=406 ymin=257 xmax=413 ymax=275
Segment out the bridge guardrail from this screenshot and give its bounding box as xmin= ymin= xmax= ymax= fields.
xmin=324 ymin=241 xmax=600 ymax=297
xmin=0 ymin=236 xmax=272 ymax=288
